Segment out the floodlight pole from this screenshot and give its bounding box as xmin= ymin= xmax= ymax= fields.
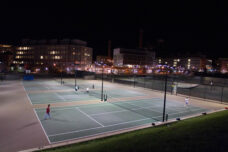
xmin=162 ymin=70 xmax=168 ymax=122
xmin=101 ymin=65 xmax=104 ymax=101
xmin=75 ymin=64 xmax=77 ymax=87
xmin=134 ymin=74 xmax=135 ymax=88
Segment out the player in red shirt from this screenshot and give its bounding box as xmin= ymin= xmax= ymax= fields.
xmin=44 ymin=104 xmax=51 ymax=120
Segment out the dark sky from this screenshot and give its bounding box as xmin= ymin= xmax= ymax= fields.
xmin=0 ymin=1 xmax=227 ymax=58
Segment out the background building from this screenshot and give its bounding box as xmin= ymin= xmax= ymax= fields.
xmin=13 ymin=39 xmax=93 ymax=73
xmin=217 ymin=58 xmax=228 ymax=73
xmin=113 ymin=48 xmax=155 ymax=67
xmin=155 ymin=57 xmax=212 ymax=74
xmin=96 ymin=56 xmax=113 ymax=66
xmin=0 ymin=44 xmax=14 ymax=72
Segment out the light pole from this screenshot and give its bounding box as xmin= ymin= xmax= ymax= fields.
xmin=162 ymin=68 xmax=168 ymax=122
xmin=101 ymin=65 xmax=104 ymax=101
xmin=74 ymin=64 xmax=77 ymax=87
xmin=133 ymin=68 xmax=136 ymax=88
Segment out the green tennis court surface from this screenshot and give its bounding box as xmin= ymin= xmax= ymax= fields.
xmin=23 ymin=79 xmax=145 ymax=104
xmin=35 ymin=98 xmax=209 ymax=143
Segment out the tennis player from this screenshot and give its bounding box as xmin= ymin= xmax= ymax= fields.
xmin=44 ymin=104 xmax=51 ymax=120
xmin=75 ymin=85 xmax=78 ymax=91
xmin=185 ymin=97 xmax=189 ymax=107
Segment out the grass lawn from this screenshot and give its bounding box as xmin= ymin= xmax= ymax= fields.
xmin=40 ymin=110 xmax=228 ymax=152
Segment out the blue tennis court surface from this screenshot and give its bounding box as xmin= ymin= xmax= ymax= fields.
xmin=35 ymin=98 xmax=209 ymax=143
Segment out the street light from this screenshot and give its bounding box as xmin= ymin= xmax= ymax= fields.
xmin=162 ymin=68 xmax=168 ymax=122
xmin=101 ymin=65 xmax=104 ymax=101
xmin=75 ymin=64 xmax=77 ymax=87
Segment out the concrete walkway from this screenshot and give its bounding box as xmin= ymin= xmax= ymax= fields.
xmin=0 ymin=80 xmax=49 ymax=152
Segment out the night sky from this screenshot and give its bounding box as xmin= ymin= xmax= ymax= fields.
xmin=0 ymin=1 xmax=227 ymax=58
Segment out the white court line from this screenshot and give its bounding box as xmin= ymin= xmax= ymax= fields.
xmin=50 ymin=119 xmax=156 ymax=144
xmin=48 ymin=117 xmax=152 ymax=137
xmin=36 ymin=107 xmax=75 ymax=111
xmin=35 ymin=100 xmax=206 ymax=118
xmin=54 ymin=92 xmax=66 ymax=101
xmin=49 ymin=108 xmax=206 ymax=138
xmin=90 ymin=109 xmax=128 ymax=116
xmin=36 ymin=103 xmax=161 ymax=116
xmin=45 ymin=86 xmax=50 ymax=90
xmin=124 ymin=102 xmax=163 ymax=114
xmin=33 ymin=109 xmax=51 ymax=144
xmin=21 ymin=81 xmax=33 ymax=105
xmin=165 ymin=108 xmax=205 ymax=117
xmin=76 ymin=107 xmax=105 ymax=127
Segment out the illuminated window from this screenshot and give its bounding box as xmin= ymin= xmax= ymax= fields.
xmin=54 ymin=56 xmax=61 ymax=59
xmin=72 ymin=52 xmax=75 ymax=55
xmin=50 ymin=51 xmax=56 ymax=55
xmin=17 ymin=47 xmax=31 ymax=50
xmin=84 ymin=53 xmax=90 ymax=56
xmin=17 ymin=51 xmax=24 ymax=54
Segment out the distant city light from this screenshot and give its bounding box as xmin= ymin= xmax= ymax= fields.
xmin=17 ymin=47 xmax=31 ymax=50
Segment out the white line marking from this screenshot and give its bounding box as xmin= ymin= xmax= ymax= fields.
xmin=33 ymin=109 xmax=51 ymax=144
xmin=50 ymin=121 xmax=156 ymax=144
xmin=49 ymin=108 xmax=207 ymax=138
xmin=45 ymin=86 xmax=50 ymax=90
xmin=21 ymin=81 xmax=33 ymax=105
xmin=108 ymin=95 xmax=122 ymax=101
xmin=90 ymin=109 xmax=128 ymax=116
xmin=167 ymin=108 xmax=205 ymax=116
xmin=35 ymin=101 xmax=204 ymax=118
xmin=90 ymin=104 xmax=162 ymax=116
xmin=124 ymin=102 xmax=163 ymax=113
xmin=48 ymin=117 xmax=152 ymax=137
xmin=76 ymin=107 xmax=105 ymax=127
xmin=36 ymin=107 xmax=76 ymax=112
xmin=54 ymin=92 xmax=66 ymax=101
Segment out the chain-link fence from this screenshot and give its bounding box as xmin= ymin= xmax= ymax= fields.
xmin=95 ymin=74 xmax=228 ymax=103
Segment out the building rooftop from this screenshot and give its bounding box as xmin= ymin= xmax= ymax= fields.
xmin=20 ymin=39 xmax=87 ymax=46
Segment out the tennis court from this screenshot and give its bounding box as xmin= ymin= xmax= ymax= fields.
xmin=23 ymin=78 xmax=210 ymax=144
xmin=34 ymin=98 xmax=209 ymax=143
xmin=23 ymin=79 xmax=146 ymax=104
